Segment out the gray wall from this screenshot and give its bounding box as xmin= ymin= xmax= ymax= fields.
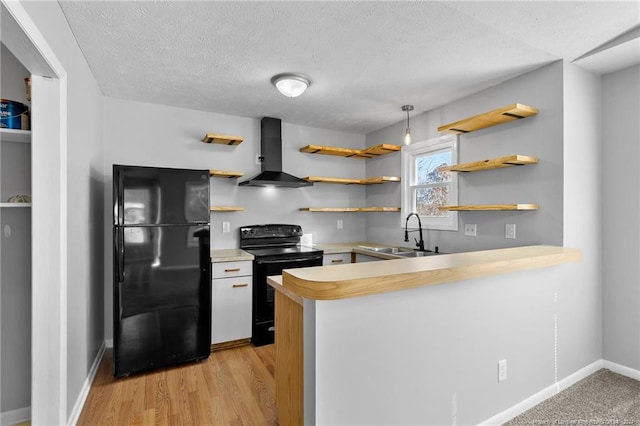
xmin=19 ymin=1 xmax=106 ymax=420
xmin=365 ymin=62 xmax=565 ymax=254
xmin=0 ymin=43 xmax=32 ymax=414
xmin=561 ymin=61 xmax=603 ymax=376
xmin=602 ymin=65 xmax=640 ymax=370
xmin=102 ymin=97 xmax=367 ymax=340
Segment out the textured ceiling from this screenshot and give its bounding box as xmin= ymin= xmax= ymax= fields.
xmin=58 ymin=1 xmax=640 ymax=134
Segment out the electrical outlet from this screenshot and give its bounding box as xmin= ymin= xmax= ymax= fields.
xmin=498 ymin=359 xmax=507 ymax=382
xmin=464 ymin=223 xmax=477 ymax=237
xmin=337 ymin=219 xmax=343 ymax=230
xmin=505 ymin=223 xmax=516 ymax=239
xmin=222 ymin=221 xmax=230 ymax=233
xmin=255 ymin=154 xmax=263 ymax=165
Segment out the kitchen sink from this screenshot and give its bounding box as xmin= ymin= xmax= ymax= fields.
xmin=356 ymin=245 xmax=443 ymax=259
xmin=394 ymin=250 xmax=439 ymax=258
xmin=357 ymin=246 xmax=414 ymax=254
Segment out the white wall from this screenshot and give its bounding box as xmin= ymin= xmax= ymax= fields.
xmin=602 ymin=64 xmax=640 ymax=370
xmin=561 ymin=61 xmax=603 ymax=377
xmin=102 ymin=97 xmax=367 ymax=340
xmin=365 ymin=62 xmax=565 ymax=254
xmin=0 ymin=41 xmax=32 ymax=417
xmin=308 ymin=261 xmax=583 ymax=424
xmin=18 ymin=1 xmax=105 ymax=422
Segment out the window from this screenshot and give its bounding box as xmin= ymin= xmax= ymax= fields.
xmin=401 ymin=134 xmax=458 ymax=231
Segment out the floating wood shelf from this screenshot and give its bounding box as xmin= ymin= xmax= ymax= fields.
xmin=438 ymin=103 xmax=538 ymax=134
xmin=0 ymin=128 xmax=31 ymax=143
xmin=210 ymin=206 xmax=244 ymax=212
xmin=439 ymin=204 xmax=539 ymax=211
xmin=300 ymin=144 xmax=400 ymax=159
xmin=300 ymin=207 xmax=400 ymax=212
xmin=202 ymin=133 xmax=244 ymax=145
xmin=438 ymin=155 xmax=538 ymax=173
xmin=210 ymin=169 xmax=244 ymax=178
xmin=0 ymin=203 xmax=31 ymax=208
xmin=304 ymin=176 xmax=400 ymax=185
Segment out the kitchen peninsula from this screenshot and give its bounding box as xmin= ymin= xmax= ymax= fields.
xmin=268 ymin=245 xmax=581 ymax=425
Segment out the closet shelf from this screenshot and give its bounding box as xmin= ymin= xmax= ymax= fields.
xmin=0 ymin=203 xmax=31 ymax=208
xmin=300 ymin=207 xmax=400 ymax=212
xmin=437 ymin=103 xmax=538 ymax=134
xmin=438 ymin=155 xmax=538 ymax=173
xmin=202 ymin=133 xmax=244 ymax=145
xmin=210 ymin=206 xmax=244 ymax=212
xmin=300 ymin=144 xmax=400 ymax=159
xmin=0 ymin=128 xmax=31 ymax=143
xmin=210 ymin=170 xmax=244 ymax=178
xmin=304 ymin=176 xmax=400 ymax=185
xmin=439 ymin=204 xmax=539 ymax=211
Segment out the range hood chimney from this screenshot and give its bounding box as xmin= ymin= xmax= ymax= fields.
xmin=239 ymin=117 xmax=312 ymax=188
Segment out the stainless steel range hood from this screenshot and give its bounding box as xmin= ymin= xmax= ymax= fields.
xmin=239 ymin=117 xmax=312 ymax=188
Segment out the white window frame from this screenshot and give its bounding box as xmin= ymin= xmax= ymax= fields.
xmin=401 ymin=134 xmax=459 ymax=231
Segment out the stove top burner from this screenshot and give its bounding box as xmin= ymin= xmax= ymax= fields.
xmin=239 ymin=224 xmax=321 ymax=257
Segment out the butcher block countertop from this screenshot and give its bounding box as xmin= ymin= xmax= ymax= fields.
xmin=273 ymin=245 xmax=580 ymax=301
xmin=210 ymin=249 xmax=254 ymax=262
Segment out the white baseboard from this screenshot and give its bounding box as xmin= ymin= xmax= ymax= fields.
xmin=479 ymin=360 xmax=604 ymax=425
xmin=604 ymin=360 xmax=640 ymax=380
xmin=67 ymin=341 xmax=106 ymax=426
xmin=0 ymin=406 xmax=31 ymax=426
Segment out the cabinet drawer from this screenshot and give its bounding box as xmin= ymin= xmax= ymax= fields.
xmin=323 ymin=253 xmax=351 ymax=266
xmin=212 ymin=276 xmax=252 ymax=344
xmin=212 ymin=260 xmax=252 ymax=278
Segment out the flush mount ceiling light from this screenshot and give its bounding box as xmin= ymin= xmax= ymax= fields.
xmin=271 ymin=73 xmax=311 ymax=98
xmin=402 ymin=105 xmax=414 ymax=145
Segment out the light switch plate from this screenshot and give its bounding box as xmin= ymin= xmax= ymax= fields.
xmin=464 ymin=223 xmax=477 ymax=237
xmin=222 ymin=221 xmax=230 ymax=233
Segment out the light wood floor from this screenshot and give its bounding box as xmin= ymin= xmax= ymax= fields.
xmin=77 ymin=345 xmax=279 ymax=425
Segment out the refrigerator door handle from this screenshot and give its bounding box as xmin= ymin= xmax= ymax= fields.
xmin=118 ymin=230 xmax=125 ymax=282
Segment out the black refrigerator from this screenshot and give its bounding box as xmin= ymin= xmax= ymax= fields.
xmin=113 ymin=165 xmax=211 ymax=377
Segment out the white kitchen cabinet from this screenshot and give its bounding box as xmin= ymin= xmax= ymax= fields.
xmin=322 ymin=253 xmax=351 ymax=266
xmin=211 ymin=260 xmax=252 ymax=346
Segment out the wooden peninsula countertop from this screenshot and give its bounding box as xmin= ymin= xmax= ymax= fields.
xmin=274 ymin=245 xmax=581 ymax=301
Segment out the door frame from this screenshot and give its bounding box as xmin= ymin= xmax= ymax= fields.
xmin=1 ymin=2 xmax=68 ymax=424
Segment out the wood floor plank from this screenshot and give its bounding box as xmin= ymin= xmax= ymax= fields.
xmin=77 ymin=345 xmax=278 ymax=425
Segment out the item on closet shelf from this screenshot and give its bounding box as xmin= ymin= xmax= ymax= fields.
xmin=7 ymin=194 xmax=31 ymax=203
xmin=0 ymin=99 xmax=30 ymax=129
xmin=25 ymin=78 xmax=31 ymax=101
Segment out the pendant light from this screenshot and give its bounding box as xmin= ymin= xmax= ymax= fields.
xmin=402 ymin=105 xmax=414 ymax=145
xmin=271 ymin=73 xmax=312 ymax=98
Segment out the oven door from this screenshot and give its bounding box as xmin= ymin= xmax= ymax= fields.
xmin=252 ymin=255 xmax=323 ymax=346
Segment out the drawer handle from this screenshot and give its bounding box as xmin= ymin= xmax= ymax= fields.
xmin=232 ymin=283 xmax=248 ymax=288
xmin=224 ymin=268 xmax=241 ymax=272
xmin=331 ymin=259 xmax=344 ymax=263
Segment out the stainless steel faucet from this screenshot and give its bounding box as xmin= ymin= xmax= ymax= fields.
xmin=404 ymin=212 xmax=425 ymax=251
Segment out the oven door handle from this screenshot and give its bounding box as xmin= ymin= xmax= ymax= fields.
xmin=256 ymin=256 xmax=322 ymax=266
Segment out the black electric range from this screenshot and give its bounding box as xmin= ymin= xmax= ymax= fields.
xmin=239 ymin=224 xmax=323 ymax=346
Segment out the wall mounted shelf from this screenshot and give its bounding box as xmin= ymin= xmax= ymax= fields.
xmin=300 ymin=144 xmax=400 ymax=159
xmin=210 ymin=206 xmax=244 ymax=212
xmin=439 ymin=204 xmax=539 ymax=211
xmin=0 ymin=128 xmax=31 ymax=143
xmin=304 ymin=176 xmax=400 ymax=185
xmin=202 ymin=133 xmax=244 ymax=145
xmin=438 ymin=155 xmax=538 ymax=173
xmin=300 ymin=207 xmax=400 ymax=212
xmin=437 ymin=103 xmax=538 ymax=134
xmin=210 ymin=170 xmax=244 ymax=178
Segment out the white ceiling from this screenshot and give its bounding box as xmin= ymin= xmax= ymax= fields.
xmin=57 ymin=1 xmax=640 ymax=134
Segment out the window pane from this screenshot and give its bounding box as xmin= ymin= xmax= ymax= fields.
xmin=415 ymin=150 xmax=451 ymax=184
xmin=415 ymin=186 xmax=449 ymax=217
